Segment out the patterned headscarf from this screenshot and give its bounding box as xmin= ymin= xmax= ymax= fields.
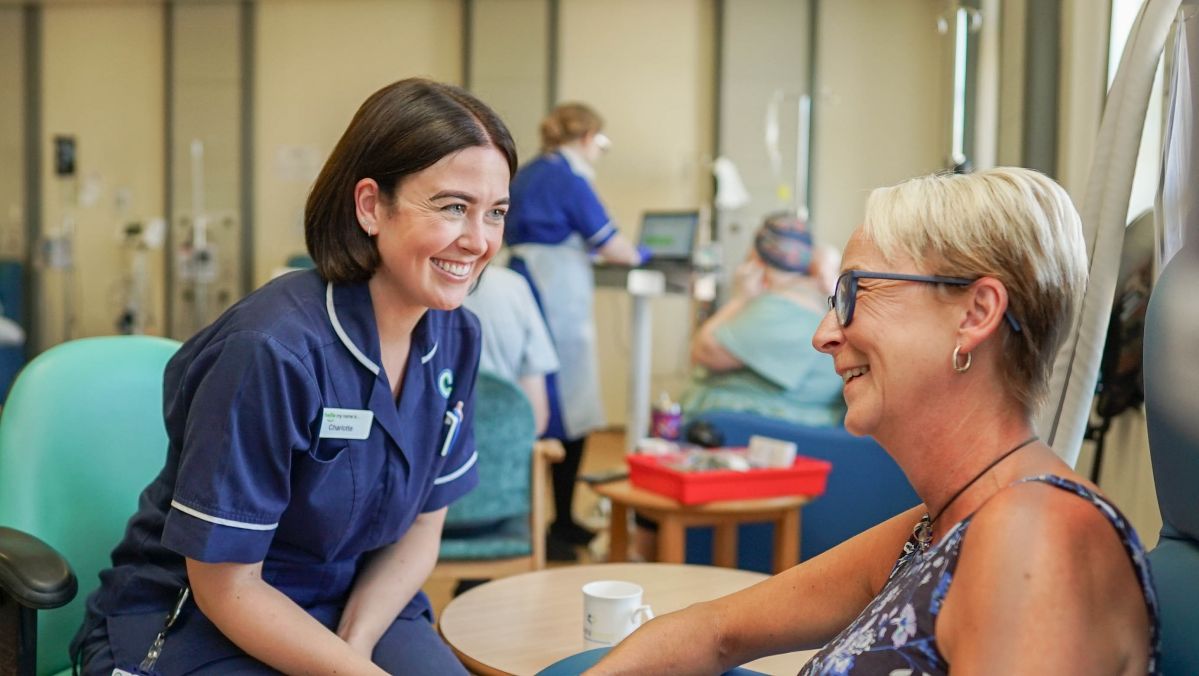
xmin=754 ymin=212 xmax=813 ymax=274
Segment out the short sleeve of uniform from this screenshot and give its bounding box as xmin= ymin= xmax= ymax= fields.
xmin=162 ymin=332 xmax=318 ymax=563
xmin=514 ymin=278 xmax=560 ymax=378
xmin=713 ymin=295 xmax=826 ymax=390
xmin=563 ymin=174 xmax=616 ymax=249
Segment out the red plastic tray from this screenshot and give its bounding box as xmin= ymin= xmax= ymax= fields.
xmin=627 ymin=449 xmax=831 ymax=505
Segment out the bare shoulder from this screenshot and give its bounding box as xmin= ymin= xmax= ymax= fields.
xmin=970 ymin=476 xmax=1127 ymax=554
xmin=938 ymin=478 xmax=1151 ymax=673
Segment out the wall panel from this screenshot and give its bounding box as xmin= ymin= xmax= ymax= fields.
xmin=253 ymin=0 xmax=462 ymax=284
xmin=468 ymin=0 xmax=549 ymax=166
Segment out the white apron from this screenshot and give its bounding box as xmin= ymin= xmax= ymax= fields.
xmin=511 ymin=236 xmax=606 ymax=439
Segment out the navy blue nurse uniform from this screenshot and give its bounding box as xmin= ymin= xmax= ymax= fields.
xmin=71 ymin=269 xmax=479 ymax=675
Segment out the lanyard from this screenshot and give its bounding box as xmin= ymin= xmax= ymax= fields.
xmin=138 ymin=587 xmax=190 ymax=673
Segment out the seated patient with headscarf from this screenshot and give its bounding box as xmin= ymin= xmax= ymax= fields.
xmin=681 ymin=212 xmax=845 ymax=427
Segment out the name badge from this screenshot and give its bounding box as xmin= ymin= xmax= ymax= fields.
xmin=319 ymin=407 xmax=374 ymax=440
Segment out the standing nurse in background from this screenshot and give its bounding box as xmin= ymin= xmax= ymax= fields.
xmin=71 ymin=78 xmax=515 ymax=675
xmin=505 ymin=103 xmax=644 ymax=558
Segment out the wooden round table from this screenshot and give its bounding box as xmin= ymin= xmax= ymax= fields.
xmin=592 ymin=480 xmax=808 ymax=573
xmin=438 ymin=563 xmax=815 ymax=675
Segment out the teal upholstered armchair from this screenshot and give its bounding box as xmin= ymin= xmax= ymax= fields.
xmin=434 ymin=371 xmax=563 ymax=583
xmin=0 ymin=336 xmax=180 ymax=676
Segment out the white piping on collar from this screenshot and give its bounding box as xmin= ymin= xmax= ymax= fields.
xmin=420 ymin=342 xmax=438 ymax=364
xmin=326 ymin=282 xmax=381 ymax=376
xmin=557 ymin=146 xmax=596 ymax=182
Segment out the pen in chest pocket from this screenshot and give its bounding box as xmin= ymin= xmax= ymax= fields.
xmin=440 ymin=401 xmax=465 ymax=456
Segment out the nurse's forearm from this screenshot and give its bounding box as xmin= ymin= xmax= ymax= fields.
xmin=597 ymin=233 xmax=642 ymax=265
xmin=185 ymin=558 xmax=386 ymax=676
xmin=337 ymin=507 xmax=447 ymax=655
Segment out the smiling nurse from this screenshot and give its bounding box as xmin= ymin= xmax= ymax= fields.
xmin=70 ymin=79 xmax=516 ymax=675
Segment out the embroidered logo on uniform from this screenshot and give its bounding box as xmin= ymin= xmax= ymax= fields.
xmin=437 ymin=368 xmax=454 ymax=398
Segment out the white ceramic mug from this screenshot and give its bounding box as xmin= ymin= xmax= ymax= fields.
xmin=581 ymin=580 xmax=655 ymax=647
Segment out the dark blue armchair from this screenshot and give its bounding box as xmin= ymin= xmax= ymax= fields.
xmin=683 ymin=410 xmax=918 ymax=571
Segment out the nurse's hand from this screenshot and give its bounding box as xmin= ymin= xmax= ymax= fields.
xmin=186 ymin=558 xmax=388 ymax=675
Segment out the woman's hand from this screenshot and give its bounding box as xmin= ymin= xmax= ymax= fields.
xmin=337 ymin=508 xmax=448 ymax=656
xmin=186 ymin=558 xmax=387 ymax=675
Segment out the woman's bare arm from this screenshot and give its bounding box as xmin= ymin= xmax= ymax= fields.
xmin=597 ymin=233 xmax=643 ymax=265
xmin=336 ymin=508 xmax=448 ymax=656
xmin=186 ymin=558 xmax=386 ymax=675
xmin=587 ymin=505 xmax=926 ymax=674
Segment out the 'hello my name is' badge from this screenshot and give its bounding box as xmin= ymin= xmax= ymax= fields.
xmin=319 ymin=407 xmax=374 ymax=440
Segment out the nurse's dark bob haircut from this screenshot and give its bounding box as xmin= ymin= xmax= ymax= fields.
xmin=305 ymin=78 xmax=517 ymax=283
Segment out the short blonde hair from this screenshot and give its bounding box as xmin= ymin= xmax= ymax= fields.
xmin=862 ymin=167 xmax=1087 ymax=414
xmin=539 ymin=103 xmax=603 ymax=152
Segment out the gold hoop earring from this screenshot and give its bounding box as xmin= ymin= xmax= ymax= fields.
xmin=952 ymin=345 xmax=971 ymax=373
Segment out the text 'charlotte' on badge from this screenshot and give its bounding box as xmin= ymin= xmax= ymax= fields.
xmin=319 ymin=407 xmax=374 ymax=440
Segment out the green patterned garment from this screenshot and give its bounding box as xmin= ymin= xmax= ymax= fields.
xmin=681 ymin=293 xmax=845 ymax=428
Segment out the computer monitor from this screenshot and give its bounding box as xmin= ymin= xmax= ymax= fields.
xmin=637 ymin=211 xmax=699 ymax=263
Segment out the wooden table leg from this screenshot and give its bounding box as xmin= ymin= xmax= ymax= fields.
xmin=713 ymin=522 xmax=738 ymax=568
xmin=657 ymin=516 xmax=686 ymax=564
xmin=772 ymin=507 xmax=801 ymax=573
xmin=608 ymin=500 xmax=629 ymax=563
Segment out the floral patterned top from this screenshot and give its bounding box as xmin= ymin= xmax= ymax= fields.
xmin=797 ymin=475 xmax=1160 ymax=675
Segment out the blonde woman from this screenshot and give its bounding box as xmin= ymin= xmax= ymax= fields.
xmin=589 ymin=167 xmax=1159 ymax=675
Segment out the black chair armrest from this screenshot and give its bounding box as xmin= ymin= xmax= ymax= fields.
xmin=0 ymin=526 xmax=77 ymax=609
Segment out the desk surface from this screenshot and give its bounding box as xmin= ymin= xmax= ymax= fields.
xmin=438 ymin=563 xmax=815 ymax=675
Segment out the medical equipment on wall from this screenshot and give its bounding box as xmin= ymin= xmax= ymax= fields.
xmin=114 ymin=217 xmax=165 ymax=335
xmin=938 ymin=2 xmax=984 ymax=172
xmin=764 ymin=90 xmax=812 ymax=216
xmin=712 ymin=157 xmax=751 ymax=212
xmin=175 ymin=139 xmax=223 ymax=336
xmin=39 ymin=135 xmax=81 ymax=343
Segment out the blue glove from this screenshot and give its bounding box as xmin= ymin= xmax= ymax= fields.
xmin=636 ymin=244 xmax=654 ymax=266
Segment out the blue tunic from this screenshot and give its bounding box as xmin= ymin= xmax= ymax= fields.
xmin=798 ymin=475 xmax=1160 ymax=675
xmin=504 ymin=151 xmax=616 ymax=249
xmin=71 ymin=270 xmax=480 ymax=673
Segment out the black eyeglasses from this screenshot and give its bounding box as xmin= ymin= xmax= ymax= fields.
xmin=827 ymin=270 xmax=1022 ymax=333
